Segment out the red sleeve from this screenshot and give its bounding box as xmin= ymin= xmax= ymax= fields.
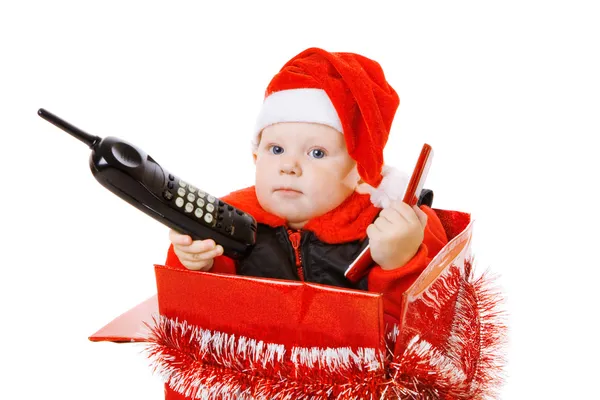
xmin=367 ymin=205 xmax=449 ymax=321
xmin=165 ymin=243 xmax=238 ymax=275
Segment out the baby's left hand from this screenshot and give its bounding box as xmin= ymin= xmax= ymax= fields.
xmin=367 ymin=201 xmax=428 ymax=270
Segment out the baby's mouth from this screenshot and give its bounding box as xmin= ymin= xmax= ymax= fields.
xmin=274 ymin=187 xmax=303 ymax=195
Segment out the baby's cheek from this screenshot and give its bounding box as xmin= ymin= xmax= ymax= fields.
xmin=308 ymin=176 xmax=334 ymax=198
xmin=314 ymin=180 xmax=347 ymax=209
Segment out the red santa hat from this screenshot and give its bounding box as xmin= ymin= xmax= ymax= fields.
xmin=252 ymin=47 xmax=408 ymax=209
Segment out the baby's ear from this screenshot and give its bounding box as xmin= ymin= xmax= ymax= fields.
xmin=252 ymin=133 xmax=262 ymax=165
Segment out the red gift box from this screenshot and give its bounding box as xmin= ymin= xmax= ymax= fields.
xmin=90 ymin=208 xmax=506 ymax=399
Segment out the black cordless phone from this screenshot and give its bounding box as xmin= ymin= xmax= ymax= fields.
xmin=38 ymin=108 xmax=257 ymax=259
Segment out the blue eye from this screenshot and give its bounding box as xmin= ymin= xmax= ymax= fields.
xmin=269 ymin=145 xmax=284 ymax=155
xmin=309 ymin=149 xmax=325 ymax=159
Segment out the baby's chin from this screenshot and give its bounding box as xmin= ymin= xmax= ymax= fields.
xmin=263 ymin=200 xmax=314 ymax=223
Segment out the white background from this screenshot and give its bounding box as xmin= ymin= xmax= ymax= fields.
xmin=1 ymin=1 xmax=598 ymax=398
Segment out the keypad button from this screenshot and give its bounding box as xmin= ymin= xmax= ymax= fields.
xmin=204 ymin=213 xmax=213 ymax=224
xmin=236 ymin=210 xmax=244 ymax=216
xmin=178 ymin=180 xmax=187 ymax=188
xmin=194 ymin=208 xmax=203 ymax=218
xmin=228 ymin=205 xmax=234 ymax=211
xmin=206 ymin=203 xmax=215 ymax=213
xmin=185 ymin=202 xmax=194 ymax=213
xmin=175 ymin=197 xmax=184 ymax=207
xmin=167 ymin=181 xmax=174 ymax=189
xmin=168 ymin=174 xmax=174 ymax=181
xmin=219 ymin=200 xmax=224 ymax=207
xmin=177 ymin=187 xmax=186 ymax=197
xmin=189 ymin=185 xmax=197 ymax=193
xmin=197 ymin=191 xmax=206 ymax=198
xmin=207 ymin=195 xmax=215 ymax=203
xmin=187 ymin=193 xmax=196 ymax=202
xmin=196 ymin=198 xmax=205 ymax=208
xmin=163 ymin=190 xmax=173 ymax=200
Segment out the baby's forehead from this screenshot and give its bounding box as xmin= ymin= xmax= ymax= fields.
xmin=261 ymin=122 xmax=345 ymax=147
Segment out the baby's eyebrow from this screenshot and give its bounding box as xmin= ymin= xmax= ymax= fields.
xmin=308 ymin=140 xmax=341 ymax=149
xmin=305 ymin=138 xmax=331 ymax=146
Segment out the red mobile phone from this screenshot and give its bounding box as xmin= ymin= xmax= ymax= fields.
xmin=402 ymin=143 xmax=433 ymax=206
xmin=345 ymin=144 xmax=434 ymax=283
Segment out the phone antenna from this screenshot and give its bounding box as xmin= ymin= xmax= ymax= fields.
xmin=38 ymin=108 xmax=101 ymax=149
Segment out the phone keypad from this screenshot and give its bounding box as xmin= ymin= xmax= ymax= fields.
xmin=170 ymin=177 xmax=217 ymax=227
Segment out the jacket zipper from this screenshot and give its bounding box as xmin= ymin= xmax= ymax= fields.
xmin=287 ymin=229 xmax=304 ymax=281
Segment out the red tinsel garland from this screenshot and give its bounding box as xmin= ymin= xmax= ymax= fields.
xmin=388 ymin=258 xmax=506 ymax=399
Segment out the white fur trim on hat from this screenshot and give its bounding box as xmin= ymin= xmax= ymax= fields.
xmin=356 ymin=165 xmax=410 ymax=209
xmin=251 ymin=88 xmax=343 ymax=150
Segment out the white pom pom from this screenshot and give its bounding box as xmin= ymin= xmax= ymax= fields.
xmin=356 ymin=165 xmax=409 ymax=209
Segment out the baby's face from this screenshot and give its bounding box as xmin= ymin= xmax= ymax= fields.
xmin=253 ymin=122 xmax=359 ymax=229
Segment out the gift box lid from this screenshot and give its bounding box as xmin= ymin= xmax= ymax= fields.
xmin=89 ymin=294 xmax=157 ymax=343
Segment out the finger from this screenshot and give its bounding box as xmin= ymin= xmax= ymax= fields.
xmin=183 ymin=260 xmax=213 ymax=271
xmin=189 ymin=246 xmax=223 ymax=261
xmin=390 ymin=200 xmax=420 ymax=225
xmin=379 ymin=207 xmax=404 ymax=225
xmin=413 ymin=205 xmax=428 ymax=228
xmin=374 ymin=216 xmax=393 ymax=231
xmin=169 ymin=229 xmax=192 ymax=245
xmin=175 ymin=244 xmax=221 ymax=262
xmin=366 ymin=223 xmax=381 ymax=239
xmin=178 ymin=238 xmax=217 ymax=253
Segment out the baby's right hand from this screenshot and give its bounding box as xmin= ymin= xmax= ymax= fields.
xmin=169 ymin=229 xmax=224 ymax=271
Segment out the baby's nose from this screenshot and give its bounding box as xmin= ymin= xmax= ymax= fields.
xmin=280 ymin=160 xmax=302 ymax=176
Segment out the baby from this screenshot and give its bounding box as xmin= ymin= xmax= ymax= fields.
xmin=165 ymin=48 xmax=449 ymax=321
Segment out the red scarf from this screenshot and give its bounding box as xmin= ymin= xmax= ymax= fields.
xmin=220 ymin=186 xmax=381 ymax=244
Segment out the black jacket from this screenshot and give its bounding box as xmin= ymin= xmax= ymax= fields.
xmin=237 ymin=223 xmax=369 ymax=291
